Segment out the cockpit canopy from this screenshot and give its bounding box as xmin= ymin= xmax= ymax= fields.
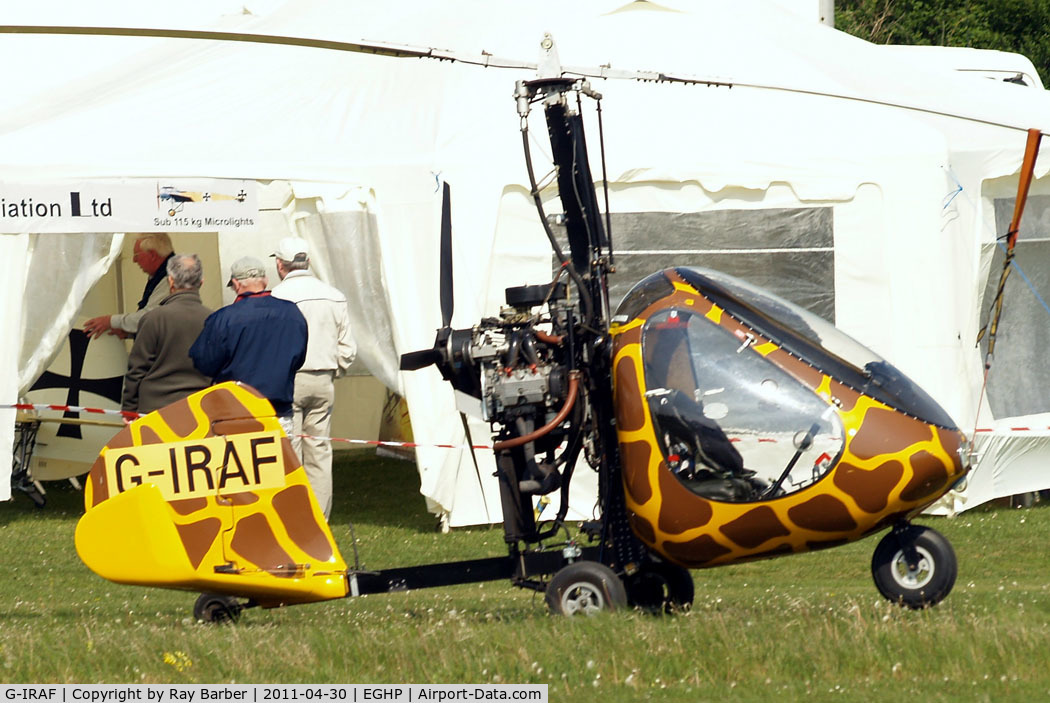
xmin=615 ymin=267 xmax=958 ymax=503
xmin=617 ymin=267 xmax=957 ymax=430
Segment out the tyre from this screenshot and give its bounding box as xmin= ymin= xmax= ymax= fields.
xmin=626 ymin=561 xmax=695 ymax=614
xmin=871 ymin=525 xmax=957 ymax=609
xmin=545 ymin=561 xmax=627 ymax=616
xmin=193 ymin=593 xmax=242 ymax=623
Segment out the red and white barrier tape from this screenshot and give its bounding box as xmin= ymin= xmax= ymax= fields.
xmin=4 ymin=402 xmax=493 ymax=451
xmin=973 ymin=427 xmax=1042 ymax=433
xmin=5 ymin=403 xmax=1041 ymax=454
xmin=297 ymin=434 xmax=492 ymax=451
xmin=9 ymin=402 xmax=141 ymax=421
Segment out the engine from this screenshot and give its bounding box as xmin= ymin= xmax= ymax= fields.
xmin=436 ymin=282 xmax=574 ymax=428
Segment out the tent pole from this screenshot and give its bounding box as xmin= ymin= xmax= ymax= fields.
xmin=819 ymin=0 xmax=834 ymax=27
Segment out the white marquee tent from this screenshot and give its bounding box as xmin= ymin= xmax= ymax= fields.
xmin=1 ymin=0 xmax=1049 ymax=522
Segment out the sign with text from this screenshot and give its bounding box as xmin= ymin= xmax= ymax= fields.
xmin=0 ymin=178 xmax=257 ymax=232
xmin=104 ymin=431 xmax=286 ymax=500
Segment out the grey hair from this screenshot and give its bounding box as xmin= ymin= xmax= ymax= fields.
xmin=279 ymin=255 xmax=310 ymax=272
xmin=136 ymin=232 xmax=174 ymax=257
xmin=167 ymin=253 xmax=203 ymax=290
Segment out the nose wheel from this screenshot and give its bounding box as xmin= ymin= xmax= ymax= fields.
xmin=625 ymin=561 xmax=695 ymax=614
xmin=871 ymin=524 xmax=957 ymax=609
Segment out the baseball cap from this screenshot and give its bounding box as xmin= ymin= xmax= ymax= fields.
xmin=271 ymin=237 xmax=310 ymax=263
xmin=227 ymin=256 xmax=267 ymax=288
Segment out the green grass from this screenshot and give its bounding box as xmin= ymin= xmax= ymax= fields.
xmin=3 ymin=451 xmax=1050 ymax=701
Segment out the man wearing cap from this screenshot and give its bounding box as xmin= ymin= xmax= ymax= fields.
xmin=189 ymin=255 xmax=308 ymax=436
xmin=271 ymin=237 xmax=356 ymax=520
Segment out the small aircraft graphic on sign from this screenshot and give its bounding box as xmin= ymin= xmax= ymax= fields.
xmin=156 ymin=185 xmax=247 ymax=216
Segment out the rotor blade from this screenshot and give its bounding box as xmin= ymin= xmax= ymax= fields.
xmin=399 ymin=348 xmax=442 ymax=371
xmin=439 ymin=182 xmax=454 ymax=328
xmin=2 ymin=25 xmax=1047 ymax=136
xmin=0 ymin=24 xmax=536 ymax=67
xmin=1006 ymin=128 xmax=1044 ymax=248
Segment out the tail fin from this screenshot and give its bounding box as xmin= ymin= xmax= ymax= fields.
xmin=75 ymin=382 xmax=348 ymax=607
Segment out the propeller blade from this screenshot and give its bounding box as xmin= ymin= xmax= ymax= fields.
xmin=459 ymin=412 xmax=491 ymax=522
xmin=439 ymin=181 xmax=454 ymax=328
xmin=399 ymin=348 xmax=443 ymax=371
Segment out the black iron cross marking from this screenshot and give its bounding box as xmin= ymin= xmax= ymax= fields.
xmin=29 ymin=328 xmax=123 ymax=439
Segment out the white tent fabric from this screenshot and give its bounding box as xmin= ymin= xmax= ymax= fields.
xmin=930 ymin=419 xmax=1050 ymax=515
xmin=1 ymin=0 xmax=1049 ymax=519
xmin=877 ymin=46 xmax=1044 ymax=89
xmin=19 ymin=236 xmax=126 ymax=392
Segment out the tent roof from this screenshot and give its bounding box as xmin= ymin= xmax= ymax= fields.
xmin=877 ymin=45 xmax=1044 ymax=89
xmin=0 ymin=0 xmax=1047 ymax=189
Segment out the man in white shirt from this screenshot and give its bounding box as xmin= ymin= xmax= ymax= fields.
xmin=271 ymin=237 xmax=356 ymax=519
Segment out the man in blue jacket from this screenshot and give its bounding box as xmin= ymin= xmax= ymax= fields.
xmin=190 ymin=256 xmax=308 ymax=436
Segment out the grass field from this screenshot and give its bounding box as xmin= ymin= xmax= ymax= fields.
xmin=3 ymin=450 xmax=1050 ymax=701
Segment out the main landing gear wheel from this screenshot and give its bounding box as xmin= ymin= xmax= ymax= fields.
xmin=625 ymin=562 xmax=695 ymax=614
xmin=871 ymin=525 xmax=957 ymax=609
xmin=545 ymin=561 xmax=627 ymax=616
xmin=193 ymin=593 xmax=243 ymax=623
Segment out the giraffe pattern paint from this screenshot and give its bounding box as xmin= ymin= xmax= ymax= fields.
xmin=75 ymin=382 xmax=347 ymax=606
xmin=611 ymin=269 xmax=966 ymax=569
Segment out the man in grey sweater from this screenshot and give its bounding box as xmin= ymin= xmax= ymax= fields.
xmin=122 ymin=253 xmax=213 ymax=414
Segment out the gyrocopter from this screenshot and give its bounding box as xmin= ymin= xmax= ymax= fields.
xmin=60 ymin=26 xmax=1045 ymax=622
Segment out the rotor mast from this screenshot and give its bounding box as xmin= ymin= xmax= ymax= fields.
xmin=515 ymin=35 xmax=613 ymax=332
